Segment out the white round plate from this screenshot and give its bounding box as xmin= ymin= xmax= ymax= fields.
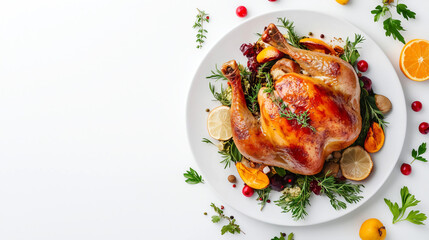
xmin=186 ymin=10 xmax=406 ymax=226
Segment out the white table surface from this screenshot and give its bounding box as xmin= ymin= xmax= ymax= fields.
xmin=1 ymin=0 xmax=428 ymax=239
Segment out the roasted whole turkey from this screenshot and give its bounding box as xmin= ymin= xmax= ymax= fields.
xmin=221 ymin=24 xmax=362 ymax=175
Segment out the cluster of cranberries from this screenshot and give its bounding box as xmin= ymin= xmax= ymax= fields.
xmin=309 ymin=180 xmax=322 ymax=195
xmin=268 ymin=174 xmax=296 ymax=191
xmin=240 ymin=43 xmax=260 ymax=72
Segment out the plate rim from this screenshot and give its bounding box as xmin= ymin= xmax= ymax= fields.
xmin=186 ymin=9 xmax=407 ymax=226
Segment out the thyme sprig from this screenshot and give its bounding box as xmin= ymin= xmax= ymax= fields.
xmin=209 ymin=82 xmax=231 ymax=106
xmin=271 ymin=96 xmax=316 ymax=132
xmin=276 ymin=18 xmax=303 ymax=49
xmin=193 ymin=9 xmax=209 ymax=48
xmin=210 ymin=203 xmax=244 ymax=235
xmin=255 ymin=187 xmax=272 ymax=211
xmin=183 ymin=167 xmax=204 ymax=184
xmin=203 ymin=138 xmax=242 ymax=168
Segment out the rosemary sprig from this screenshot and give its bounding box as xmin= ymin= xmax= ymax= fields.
xmin=271 ymin=96 xmax=316 ymax=132
xmin=276 ymin=18 xmax=303 ymax=49
xmin=341 ymin=34 xmax=365 ymax=66
xmin=209 ymin=82 xmax=231 ymax=106
xmin=210 ymin=203 xmax=244 ymax=235
xmin=202 ymin=138 xmax=242 ymax=168
xmin=255 ymin=187 xmax=271 ymax=211
xmin=193 ymin=9 xmax=209 ymax=49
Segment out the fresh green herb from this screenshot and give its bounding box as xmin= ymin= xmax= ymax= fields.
xmin=210 ymin=203 xmax=244 ymax=235
xmin=274 ymin=167 xmax=287 ymax=177
xmin=271 ymin=232 xmax=294 ymax=240
xmin=276 ymin=176 xmax=311 ymax=220
xmin=207 ymin=65 xmax=228 ymax=81
xmin=371 ymin=1 xmax=416 ymax=44
xmin=318 ymin=175 xmax=364 ymax=210
xmin=411 ymin=142 xmax=427 ymax=164
xmin=341 ymin=34 xmax=365 ymax=66
xmin=270 ymin=96 xmax=316 ymax=132
xmin=255 ymin=187 xmax=271 ymax=210
xmin=276 ymin=18 xmax=303 ymax=49
xmin=276 ymin=175 xmax=363 ymax=220
xmin=354 ymin=88 xmax=388 ymax=146
xmin=208 ymin=82 xmax=231 ymax=106
xmin=384 ymin=186 xmax=427 ymax=225
xmin=193 ymin=9 xmax=209 ymax=48
xmin=202 ymin=138 xmax=242 ymax=168
xmin=183 ymin=167 xmax=204 ymax=184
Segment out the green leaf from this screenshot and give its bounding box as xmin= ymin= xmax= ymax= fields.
xmin=412 ymin=149 xmax=418 ymax=159
xmin=418 ymin=142 xmax=427 ymax=155
xmin=405 ymin=210 xmax=428 ymax=225
xmin=396 ymin=4 xmax=416 ymax=20
xmin=211 ymin=215 xmax=221 ymax=223
xmin=230 ymin=142 xmax=242 ymax=162
xmin=383 ymin=18 xmax=405 ymax=44
xmin=183 ymin=167 xmax=204 ymax=184
xmin=371 ymin=5 xmax=389 ymax=22
xmin=384 ymin=198 xmax=400 ymax=222
xmin=288 ymin=232 xmax=294 ymax=240
xmin=274 ymin=167 xmax=287 ymax=177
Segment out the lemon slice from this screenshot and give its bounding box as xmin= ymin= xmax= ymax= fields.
xmin=340 ymin=146 xmax=373 ymax=181
xmin=207 ymin=106 xmax=232 ymax=141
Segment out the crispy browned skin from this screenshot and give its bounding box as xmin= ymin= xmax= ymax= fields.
xmin=220 ymin=24 xmax=361 ymax=175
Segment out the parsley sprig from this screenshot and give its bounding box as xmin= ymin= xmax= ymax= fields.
xmin=384 ymin=186 xmax=427 ymax=225
xmin=341 ymin=34 xmax=365 ymax=66
xmin=183 ymin=167 xmax=204 ymax=184
xmin=210 ymin=203 xmax=244 ymax=235
xmin=411 ymin=142 xmax=427 ymax=164
xmin=203 ymin=138 xmax=242 ymax=168
xmin=271 ymin=232 xmax=295 ymax=240
xmin=371 ymin=1 xmax=416 ymax=44
xmin=193 ymin=9 xmax=209 ymax=48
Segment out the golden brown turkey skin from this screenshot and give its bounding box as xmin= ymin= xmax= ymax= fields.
xmin=220 ymin=24 xmax=361 ymax=175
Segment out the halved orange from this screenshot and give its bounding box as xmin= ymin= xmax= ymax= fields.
xmin=299 ymin=38 xmax=336 ymax=55
xmin=340 ymin=146 xmax=373 ymax=181
xmin=399 ymin=39 xmax=429 ymax=81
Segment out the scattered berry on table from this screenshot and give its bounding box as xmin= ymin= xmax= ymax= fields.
xmin=268 ymin=0 xmax=277 ymax=1
xmin=242 ymin=185 xmax=254 ymax=197
xmin=400 ymin=163 xmax=412 ymax=175
xmin=419 ymin=122 xmax=429 ymax=134
xmin=411 ymin=101 xmax=422 ymax=112
xmin=232 ymin=184 xmax=236 ymax=188
xmin=357 ymin=60 xmax=369 ymax=72
xmin=320 ymin=34 xmax=325 ymax=38
xmin=206 ymin=16 xmax=209 ymax=20
xmin=236 ymin=6 xmax=247 ymax=18
xmin=267 ymin=199 xmax=271 ymax=203
xmin=221 ymin=205 xmax=224 ymax=210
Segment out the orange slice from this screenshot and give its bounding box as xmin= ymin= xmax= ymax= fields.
xmin=207 ymin=106 xmax=232 ymax=141
xmin=399 ymin=39 xmax=429 ymax=81
xmin=340 ymin=146 xmax=373 ymax=181
xmin=299 ymin=38 xmax=336 ymax=55
xmin=256 ymin=46 xmax=284 ymax=64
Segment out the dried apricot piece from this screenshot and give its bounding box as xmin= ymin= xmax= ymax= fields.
xmin=235 ymin=162 xmax=269 ymax=189
xmin=299 ymin=38 xmax=336 ymax=55
xmin=364 ymin=122 xmax=385 ymax=153
xmin=256 ymin=46 xmax=284 ymax=64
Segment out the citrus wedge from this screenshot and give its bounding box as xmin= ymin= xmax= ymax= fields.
xmin=399 ymin=39 xmax=429 ymax=81
xmin=340 ymin=146 xmax=373 ymax=181
xmin=207 ymin=105 xmax=232 ymax=141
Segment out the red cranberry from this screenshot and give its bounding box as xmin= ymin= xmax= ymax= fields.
xmin=419 ymin=122 xmax=429 ymax=134
xmin=221 ymin=205 xmax=224 ymax=210
xmin=236 ymin=6 xmax=247 ymax=18
xmin=267 ymin=199 xmax=271 ymax=203
xmin=206 ymin=16 xmax=209 ymax=20
xmin=357 ymin=60 xmax=369 ymax=72
xmin=268 ymin=0 xmax=277 ymax=1
xmin=401 ymin=163 xmax=412 ymax=175
xmin=232 ymin=184 xmax=236 ymax=188
xmin=309 ymin=180 xmax=322 ymax=195
xmin=411 ymin=101 xmax=422 ymax=112
xmin=242 ymin=185 xmax=254 ymax=197
xmin=320 ymin=34 xmax=325 ymax=38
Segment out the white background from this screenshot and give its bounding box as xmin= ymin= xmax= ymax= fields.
xmin=0 ymin=0 xmax=428 ymax=239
